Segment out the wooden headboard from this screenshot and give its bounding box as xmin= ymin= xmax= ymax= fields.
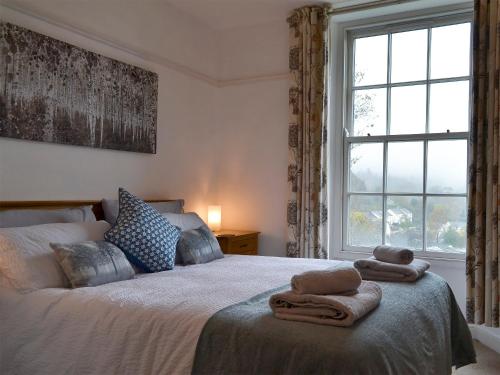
xmin=0 ymin=200 xmax=176 ymax=221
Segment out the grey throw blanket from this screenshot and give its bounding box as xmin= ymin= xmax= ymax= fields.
xmin=354 ymin=256 xmax=430 ymax=282
xmin=192 ymin=273 xmax=475 ymax=375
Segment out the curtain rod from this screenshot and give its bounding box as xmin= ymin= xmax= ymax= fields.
xmin=328 ymin=0 xmax=421 ymax=15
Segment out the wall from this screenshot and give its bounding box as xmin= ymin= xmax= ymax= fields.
xmin=0 ymin=4 xmax=220 ymax=218
xmin=0 ymin=0 xmax=220 ymax=79
xmin=215 ymin=22 xmax=289 ymax=256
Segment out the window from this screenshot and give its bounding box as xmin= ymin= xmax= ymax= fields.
xmin=342 ymin=14 xmax=471 ymax=257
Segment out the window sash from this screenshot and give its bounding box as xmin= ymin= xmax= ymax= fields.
xmin=342 ymin=137 xmax=468 ymax=254
xmin=341 ymin=13 xmax=472 ymax=258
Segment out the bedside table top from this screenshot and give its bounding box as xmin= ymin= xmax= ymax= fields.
xmin=214 ymin=230 xmax=260 ymax=238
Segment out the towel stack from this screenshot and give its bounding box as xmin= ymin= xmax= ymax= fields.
xmin=354 ymin=245 xmax=430 ymax=282
xmin=269 ymin=266 xmax=382 ymax=327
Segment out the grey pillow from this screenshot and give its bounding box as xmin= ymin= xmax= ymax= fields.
xmin=162 ymin=212 xmax=207 ymax=264
xmin=0 ymin=206 xmax=96 ymax=228
xmin=102 ymin=199 xmax=184 ymax=224
xmin=51 ymin=240 xmax=135 ymax=288
xmin=177 ymin=225 xmax=224 ymax=265
xmin=162 ymin=212 xmax=205 ymax=231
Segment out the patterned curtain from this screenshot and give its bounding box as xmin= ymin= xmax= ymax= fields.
xmin=466 ymin=0 xmax=500 ymax=327
xmin=286 ymin=6 xmax=329 ymax=259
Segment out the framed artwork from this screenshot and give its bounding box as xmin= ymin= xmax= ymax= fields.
xmin=0 ymin=21 xmax=158 ymax=153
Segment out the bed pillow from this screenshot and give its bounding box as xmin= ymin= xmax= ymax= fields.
xmin=162 ymin=212 xmax=206 ymax=265
xmin=0 ymin=221 xmax=110 ymax=291
xmin=162 ymin=212 xmax=205 ymax=231
xmin=51 ymin=241 xmax=135 ymax=288
xmin=177 ymin=225 xmax=224 ymax=265
xmin=104 ymin=188 xmax=181 ymax=272
xmin=102 ymin=198 xmax=184 ymax=224
xmin=0 ymin=206 xmax=96 ymax=228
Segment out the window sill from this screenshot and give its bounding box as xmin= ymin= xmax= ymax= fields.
xmin=332 ymin=249 xmax=465 ymax=265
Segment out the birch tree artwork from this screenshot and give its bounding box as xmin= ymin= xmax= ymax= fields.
xmin=0 ymin=22 xmax=158 ymax=153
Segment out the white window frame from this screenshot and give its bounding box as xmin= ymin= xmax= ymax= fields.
xmin=328 ymin=5 xmax=473 ymax=262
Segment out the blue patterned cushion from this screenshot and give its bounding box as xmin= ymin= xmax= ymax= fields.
xmin=104 ymin=188 xmax=181 ymax=272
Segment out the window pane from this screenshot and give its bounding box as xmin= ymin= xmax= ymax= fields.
xmin=429 ymin=81 xmax=469 ymax=133
xmin=426 ymin=196 xmax=466 ymax=253
xmin=353 ymin=88 xmax=387 ymax=136
xmin=391 ymin=29 xmax=428 ymax=83
xmin=354 ymin=35 xmax=388 ymax=86
xmin=349 ymin=143 xmax=383 ymax=192
xmin=390 ymin=85 xmax=426 ymax=134
xmin=387 ymin=141 xmax=424 ymax=193
xmin=431 ymin=23 xmax=471 ymax=79
xmin=385 ymin=196 xmax=423 ymax=249
xmin=427 ymin=140 xmax=467 ymax=194
xmin=348 ymin=195 xmax=383 ymax=247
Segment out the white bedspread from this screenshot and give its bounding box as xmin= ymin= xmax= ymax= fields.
xmin=0 ymin=255 xmax=343 ymax=375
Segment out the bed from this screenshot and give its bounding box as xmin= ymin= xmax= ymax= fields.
xmin=0 ymin=200 xmax=475 ymax=375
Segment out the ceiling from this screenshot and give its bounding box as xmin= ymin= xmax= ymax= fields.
xmin=0 ymin=0 xmax=377 ymax=31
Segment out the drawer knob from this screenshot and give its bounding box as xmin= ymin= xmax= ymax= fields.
xmin=239 ymin=243 xmax=248 ymax=248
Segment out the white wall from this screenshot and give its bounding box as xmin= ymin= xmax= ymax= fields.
xmin=218 ymin=22 xmax=288 ymax=80
xmin=0 ymin=0 xmax=220 ymax=79
xmin=215 ymin=22 xmax=289 ymax=256
xmin=0 ymin=4 xmax=220 ymax=219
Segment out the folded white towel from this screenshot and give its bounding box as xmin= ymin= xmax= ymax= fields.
xmin=291 ymin=266 xmax=362 ymax=295
xmin=354 ymin=257 xmax=430 ymax=282
xmin=373 ymin=245 xmax=414 ymax=265
xmin=269 ymin=281 xmax=382 ymax=327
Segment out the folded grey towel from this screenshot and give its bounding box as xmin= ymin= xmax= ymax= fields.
xmin=373 ymin=245 xmax=414 ymax=265
xmin=291 ymin=266 xmax=362 ymax=295
xmin=354 ymin=257 xmax=430 ymax=282
xmin=269 ymin=281 xmax=382 ymax=327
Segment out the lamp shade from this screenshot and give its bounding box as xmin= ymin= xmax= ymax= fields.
xmin=207 ymin=205 xmax=222 ymax=231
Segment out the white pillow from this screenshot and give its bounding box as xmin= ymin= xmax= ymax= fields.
xmin=0 ymin=206 xmax=96 ymax=228
xmin=0 ymin=221 xmax=110 ymax=292
xmin=162 ymin=212 xmax=206 ymax=231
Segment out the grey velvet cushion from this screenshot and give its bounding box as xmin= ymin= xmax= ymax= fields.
xmin=0 ymin=206 xmax=96 ymax=228
xmin=102 ymin=199 xmax=184 ymax=224
xmin=162 ymin=212 xmax=207 ymax=264
xmin=51 ymin=240 xmax=135 ymax=288
xmin=177 ymin=225 xmax=224 ymax=265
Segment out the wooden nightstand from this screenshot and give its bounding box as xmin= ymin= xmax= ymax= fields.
xmin=215 ymin=230 xmax=260 ymax=255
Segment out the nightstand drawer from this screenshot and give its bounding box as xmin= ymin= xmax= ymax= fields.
xmin=227 ymin=237 xmax=258 ymax=255
xmin=216 ymin=231 xmax=259 ymax=255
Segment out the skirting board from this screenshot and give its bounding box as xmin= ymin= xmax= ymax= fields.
xmin=469 ymin=324 xmax=500 ymax=354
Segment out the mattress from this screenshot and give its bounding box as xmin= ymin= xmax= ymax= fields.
xmin=0 ymin=255 xmax=342 ymax=375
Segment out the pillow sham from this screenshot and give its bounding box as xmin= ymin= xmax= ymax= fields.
xmin=51 ymin=241 xmax=135 ymax=288
xmin=177 ymin=225 xmax=224 ymax=265
xmin=104 ymin=188 xmax=181 ymax=272
xmin=0 ymin=206 xmax=96 ymax=228
xmin=102 ymin=198 xmax=184 ymax=224
xmin=162 ymin=212 xmax=206 ymax=265
xmin=0 ymin=221 xmax=110 ymax=291
xmin=162 ymin=212 xmax=205 ymax=231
